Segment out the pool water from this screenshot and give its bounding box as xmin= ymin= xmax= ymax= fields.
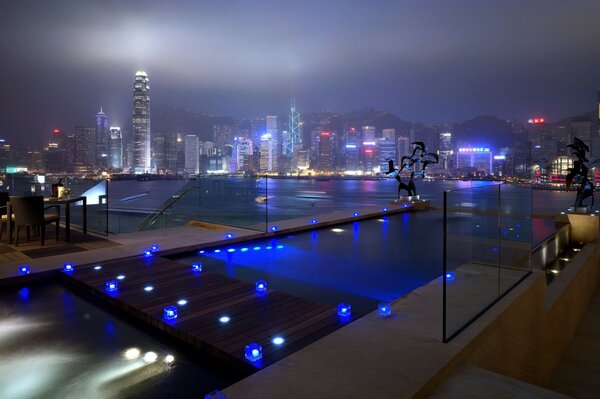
xmin=0 ymin=282 xmax=236 ymax=399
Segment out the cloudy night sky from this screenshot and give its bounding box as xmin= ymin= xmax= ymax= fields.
xmin=1 ymin=0 xmax=600 ymax=143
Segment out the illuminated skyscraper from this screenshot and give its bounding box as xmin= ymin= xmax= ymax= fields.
xmin=132 ymin=71 xmax=151 ymax=173
xmin=109 ymin=127 xmax=122 ymax=170
xmin=184 ymin=135 xmax=199 ymax=175
xmin=318 ymin=132 xmax=333 ymax=171
xmin=285 ymin=99 xmax=300 ymax=155
xmin=74 ymin=126 xmax=96 ymax=171
xmin=95 ymin=107 xmax=109 ymax=169
xmin=362 ymin=125 xmax=376 ymax=142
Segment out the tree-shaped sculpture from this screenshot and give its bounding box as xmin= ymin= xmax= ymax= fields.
xmin=565 ymin=137 xmax=594 ymax=209
xmin=385 ymin=141 xmax=438 ymax=197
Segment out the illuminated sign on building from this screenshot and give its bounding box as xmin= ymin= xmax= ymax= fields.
xmin=528 ymin=117 xmax=545 ymax=124
xmin=458 ymin=147 xmax=490 ymax=152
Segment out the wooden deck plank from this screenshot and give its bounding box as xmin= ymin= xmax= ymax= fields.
xmin=63 ymin=254 xmax=342 ymax=369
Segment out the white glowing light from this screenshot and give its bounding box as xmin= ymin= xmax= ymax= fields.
xmin=117 ymin=275 xmax=125 ymax=280
xmin=272 ymin=336 xmax=285 ymax=345
xmin=144 ymin=286 xmax=154 ymax=292
xmin=94 ymin=265 xmax=102 ymax=270
xmin=559 ymin=257 xmax=570 ymax=262
xmin=143 ymin=352 xmax=158 ymax=363
xmin=164 ymin=354 xmax=175 ymax=364
xmin=550 ymin=269 xmax=560 ymax=274
xmin=219 ymin=316 xmax=230 ymax=324
xmin=331 ymin=228 xmax=344 ymax=233
xmin=177 ymin=299 xmax=188 ymax=306
xmin=124 ymin=348 xmax=141 ymax=360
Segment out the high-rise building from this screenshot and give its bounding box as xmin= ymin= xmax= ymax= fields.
xmin=438 ymin=132 xmax=454 ymax=171
xmin=74 ymin=125 xmax=96 ymax=171
xmin=362 ymin=125 xmax=376 ymax=142
xmin=318 ymin=132 xmax=334 ymax=172
xmin=456 ymin=147 xmax=493 ymax=175
xmin=233 ymin=137 xmax=253 ymax=172
xmin=0 ymin=139 xmax=11 ymax=173
xmin=109 ymin=127 xmax=123 ymax=170
xmin=259 ymin=133 xmax=276 ymax=172
xmin=345 ymin=128 xmax=359 ymax=171
xmin=95 ymin=107 xmax=109 ymax=169
xmin=377 ymin=138 xmax=396 ymax=173
xmin=285 ymin=99 xmax=300 ymax=155
xmin=184 ymin=135 xmax=199 ymax=175
xmin=132 ymin=71 xmax=151 ymax=173
xmin=382 ymin=128 xmax=395 ymax=142
xmin=397 ymin=135 xmax=411 ymax=161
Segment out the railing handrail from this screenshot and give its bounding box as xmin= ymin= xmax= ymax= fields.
xmin=137 ymin=184 xmax=199 ymax=231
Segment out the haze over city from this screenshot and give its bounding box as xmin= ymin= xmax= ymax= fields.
xmin=2 ymin=0 xmax=600 ymax=144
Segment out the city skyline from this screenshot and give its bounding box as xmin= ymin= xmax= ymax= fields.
xmin=2 ymin=1 xmax=600 ymax=144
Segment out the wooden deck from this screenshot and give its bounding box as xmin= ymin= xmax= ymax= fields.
xmin=61 ymin=254 xmax=343 ymax=371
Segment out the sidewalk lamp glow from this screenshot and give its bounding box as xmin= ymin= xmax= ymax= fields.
xmin=164 ymin=305 xmax=178 ymax=320
xmin=337 ymin=303 xmax=351 ymax=317
xmin=192 ymin=262 xmax=202 ymax=272
xmin=255 ymin=280 xmax=267 ymax=293
xmin=19 ymin=265 xmax=30 ymax=274
xmin=106 ymin=280 xmax=118 ymax=292
xmin=63 ymin=263 xmax=74 ymax=272
xmin=245 ymin=343 xmax=262 ymax=362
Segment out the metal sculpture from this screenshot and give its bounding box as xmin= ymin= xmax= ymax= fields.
xmin=386 ymin=141 xmax=439 ymax=197
xmin=565 ymin=137 xmax=594 ymax=209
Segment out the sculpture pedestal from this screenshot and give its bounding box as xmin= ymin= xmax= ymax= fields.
xmin=566 ymin=213 xmax=599 ymax=244
xmin=390 ymin=195 xmax=420 ymax=204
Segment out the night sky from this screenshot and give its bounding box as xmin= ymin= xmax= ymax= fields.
xmin=2 ymin=0 xmax=600 ymax=143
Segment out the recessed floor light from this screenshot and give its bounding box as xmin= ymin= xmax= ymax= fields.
xmin=144 ymin=285 xmax=154 ymax=292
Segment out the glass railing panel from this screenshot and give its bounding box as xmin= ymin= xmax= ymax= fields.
xmin=109 ymin=178 xmax=189 ymax=233
xmin=444 ymin=184 xmax=500 ymax=341
xmin=63 ymin=177 xmax=108 ymax=235
xmin=194 ymin=175 xmax=267 ymax=232
xmin=499 ymin=184 xmax=532 ymax=293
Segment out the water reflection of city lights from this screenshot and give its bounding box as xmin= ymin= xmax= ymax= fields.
xmin=124 ymin=348 xmax=141 ymax=360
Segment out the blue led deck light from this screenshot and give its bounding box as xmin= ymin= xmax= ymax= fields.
xmin=227 ymin=248 xmax=236 ymax=253
xmin=311 ymin=218 xmax=318 ymax=224
xmin=214 ymin=249 xmax=221 ymax=253
xmin=382 ymin=207 xmax=388 ymax=212
xmin=225 ymin=232 xmax=234 ymax=239
xmin=106 ymin=280 xmax=118 ymax=292
xmin=19 ymin=265 xmax=30 ymax=274
xmin=205 ymin=390 xmax=226 ymax=399
xmin=198 ymin=250 xmax=205 ymax=254
xmin=143 ymin=249 xmax=152 ymax=257
xmin=192 ymin=262 xmax=203 ymax=272
xmin=241 ymin=247 xmax=249 ymax=252
xmin=270 ymin=225 xmax=279 ymax=232
xmin=150 ymin=244 xmax=159 ymax=252
xmin=276 ymin=245 xmax=284 ymax=249
xmin=255 ymin=280 xmax=267 ymax=292
xmin=272 ymin=336 xmax=285 ymax=345
xmin=164 ymin=305 xmax=178 ymax=320
xmin=63 ymin=263 xmax=74 ymax=272
xmin=266 ymin=246 xmax=272 ymax=250
xmin=378 ymin=302 xmax=392 ymax=316
xmin=353 ymin=211 xmax=359 ymax=217
xmin=245 ymin=343 xmax=262 ymax=362
xmin=253 ymin=246 xmax=261 ymax=251
xmin=445 ymin=272 xmax=455 ymax=281
xmin=337 ymin=303 xmax=351 ymax=317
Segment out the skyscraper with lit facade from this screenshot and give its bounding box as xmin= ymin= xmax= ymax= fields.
xmin=95 ymin=107 xmax=109 ymax=169
xmin=109 ymin=127 xmax=122 ymax=170
xmin=132 ymin=71 xmax=151 ymax=173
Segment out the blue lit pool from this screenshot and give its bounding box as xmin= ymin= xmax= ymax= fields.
xmin=0 ymin=282 xmax=236 ymax=399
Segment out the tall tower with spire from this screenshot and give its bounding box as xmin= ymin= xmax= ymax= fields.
xmin=287 ymin=99 xmax=300 ymax=154
xmin=95 ymin=107 xmax=109 ymax=169
xmin=132 ymin=71 xmax=151 ymax=173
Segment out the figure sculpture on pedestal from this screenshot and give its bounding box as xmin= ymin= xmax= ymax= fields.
xmin=386 ymin=141 xmax=438 ymax=198
xmin=565 ymin=137 xmax=594 ymax=210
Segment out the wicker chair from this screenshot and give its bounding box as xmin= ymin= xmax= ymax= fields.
xmin=9 ymin=196 xmax=60 ymax=246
